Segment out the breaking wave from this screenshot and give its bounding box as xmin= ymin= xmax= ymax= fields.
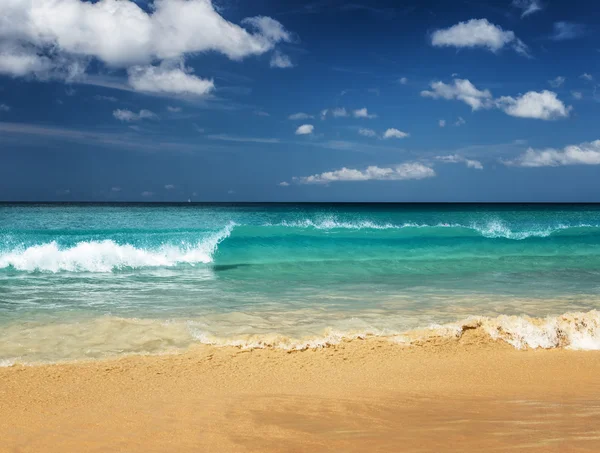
xmin=266 ymin=218 xmax=600 ymax=240
xmin=0 ymin=223 xmax=235 ymax=273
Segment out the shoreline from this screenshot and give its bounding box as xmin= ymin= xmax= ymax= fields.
xmin=2 ymin=309 xmax=599 ymax=367
xmin=2 ymin=330 xmax=600 ymax=452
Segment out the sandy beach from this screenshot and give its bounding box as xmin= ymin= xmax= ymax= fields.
xmin=2 ymin=328 xmax=600 ymax=453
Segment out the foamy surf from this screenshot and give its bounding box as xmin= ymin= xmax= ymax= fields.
xmin=0 ymin=223 xmax=235 ymax=272
xmin=2 ymin=311 xmax=599 ymax=366
xmin=395 ymin=310 xmax=600 ymax=351
xmin=265 ymin=217 xmax=599 ymax=240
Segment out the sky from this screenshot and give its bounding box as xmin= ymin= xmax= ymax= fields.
xmin=1 ymin=0 xmax=600 ymax=202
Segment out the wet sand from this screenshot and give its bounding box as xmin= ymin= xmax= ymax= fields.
xmin=1 ymin=328 xmax=600 ymax=452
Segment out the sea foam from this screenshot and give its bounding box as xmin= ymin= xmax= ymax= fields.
xmin=0 ymin=223 xmax=235 ymax=273
xmin=267 ymin=217 xmax=598 ymax=240
xmin=399 ymin=310 xmax=600 ymax=351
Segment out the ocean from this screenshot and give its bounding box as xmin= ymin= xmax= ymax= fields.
xmin=1 ymin=203 xmax=600 ymax=364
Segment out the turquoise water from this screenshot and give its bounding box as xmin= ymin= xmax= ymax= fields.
xmin=2 ymin=203 xmax=600 ymax=363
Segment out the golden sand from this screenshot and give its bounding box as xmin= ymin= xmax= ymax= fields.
xmin=1 ymin=328 xmax=600 ymax=452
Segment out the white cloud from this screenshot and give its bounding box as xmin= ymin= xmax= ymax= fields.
xmin=436 ymin=154 xmax=483 ymax=169
xmin=254 ymin=110 xmax=270 ymax=116
xmin=0 ymin=103 xmax=10 ymax=112
xmin=572 ymin=91 xmax=583 ymax=100
xmin=295 ymin=124 xmax=314 ymax=135
xmin=278 ymin=181 xmax=290 ymax=187
xmin=289 ymin=112 xmax=314 ymax=120
xmin=332 ymin=107 xmax=348 ymax=118
xmin=207 ymin=134 xmax=279 ymax=143
xmin=353 ymin=107 xmax=377 ymax=119
xmin=548 ymin=76 xmax=565 ymax=88
xmin=439 ymin=119 xmax=446 ymax=128
xmin=422 ymin=79 xmax=570 ymax=120
xmin=421 ymin=79 xmax=493 ymax=110
xmin=496 ymin=90 xmax=571 ymax=120
xmin=0 ymin=45 xmax=86 ymax=80
xmin=141 ymin=191 xmax=153 ymax=197
xmin=580 ymin=73 xmax=594 ymax=81
xmin=383 ymin=128 xmax=409 ymax=139
xmin=127 ymin=60 xmax=214 ymax=96
xmin=164 ymin=184 xmax=175 ymax=189
xmin=270 ymin=50 xmax=293 ymax=68
xmin=503 ymin=140 xmax=600 ymax=167
xmin=431 ymin=19 xmax=528 ymax=56
xmin=293 ymin=163 xmax=435 ymax=184
xmin=111 ymin=186 xmax=121 ymax=192
xmin=0 ymin=0 xmax=292 ymax=86
xmin=455 ymin=116 xmax=466 ymax=126
xmin=113 ymin=109 xmax=156 ymax=122
xmin=94 ymin=95 xmax=117 ymax=102
xmin=398 ymin=77 xmax=408 ymax=85
xmin=550 ymin=22 xmax=586 ymax=41
xmin=512 ymin=0 xmax=543 ymax=18
xmin=167 ymin=106 xmax=182 ymax=112
xmin=358 ymin=128 xmax=377 ymax=137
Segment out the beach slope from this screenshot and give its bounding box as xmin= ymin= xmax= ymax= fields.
xmin=1 ymin=330 xmax=600 ymax=453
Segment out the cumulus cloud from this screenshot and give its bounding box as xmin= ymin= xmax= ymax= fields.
xmin=288 ymin=112 xmax=313 ymax=120
xmin=439 ymin=119 xmax=446 ymax=127
xmin=572 ymin=91 xmax=583 ymax=100
xmin=550 ymin=22 xmax=586 ymax=41
xmin=503 ymin=140 xmax=600 ymax=167
xmin=113 ymin=109 xmax=156 ymax=122
xmin=0 ymin=0 xmax=292 ymax=91
xmin=270 ymin=50 xmax=294 ymax=68
xmin=141 ymin=191 xmax=153 ymax=197
xmin=548 ymin=76 xmax=565 ymax=88
xmin=383 ymin=128 xmax=409 ymax=139
xmin=278 ymin=181 xmax=290 ymax=187
xmin=496 ymin=90 xmax=571 ymax=120
xmin=455 ymin=116 xmax=466 ymax=126
xmin=164 ymin=184 xmax=175 ymax=189
xmin=167 ymin=106 xmax=182 ymax=112
xmin=512 ymin=0 xmax=543 ymax=18
xmin=436 ymin=154 xmax=483 ymax=169
xmin=295 ymin=124 xmax=314 ymax=135
xmin=353 ymin=107 xmax=377 ymax=119
xmin=431 ymin=19 xmax=528 ymax=56
xmin=293 ymin=163 xmax=435 ymax=184
xmin=580 ymin=73 xmax=594 ymax=82
xmin=421 ymin=79 xmax=493 ymax=110
xmin=398 ymin=77 xmax=408 ymax=85
xmin=127 ymin=60 xmax=214 ymax=96
xmin=254 ymin=110 xmax=270 ymax=116
xmin=422 ymin=78 xmax=571 ymax=120
xmin=0 ymin=103 xmax=10 ymax=112
xmin=358 ymin=128 xmax=377 ymax=137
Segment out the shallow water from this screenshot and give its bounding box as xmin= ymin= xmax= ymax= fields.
xmin=2 ymin=203 xmax=600 ymax=363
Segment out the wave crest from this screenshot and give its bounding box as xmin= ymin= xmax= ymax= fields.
xmin=0 ymin=223 xmax=235 ymax=273
xmin=266 ymin=217 xmax=599 ymax=240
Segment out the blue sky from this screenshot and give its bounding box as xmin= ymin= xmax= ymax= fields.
xmin=1 ymin=0 xmax=599 ymax=201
